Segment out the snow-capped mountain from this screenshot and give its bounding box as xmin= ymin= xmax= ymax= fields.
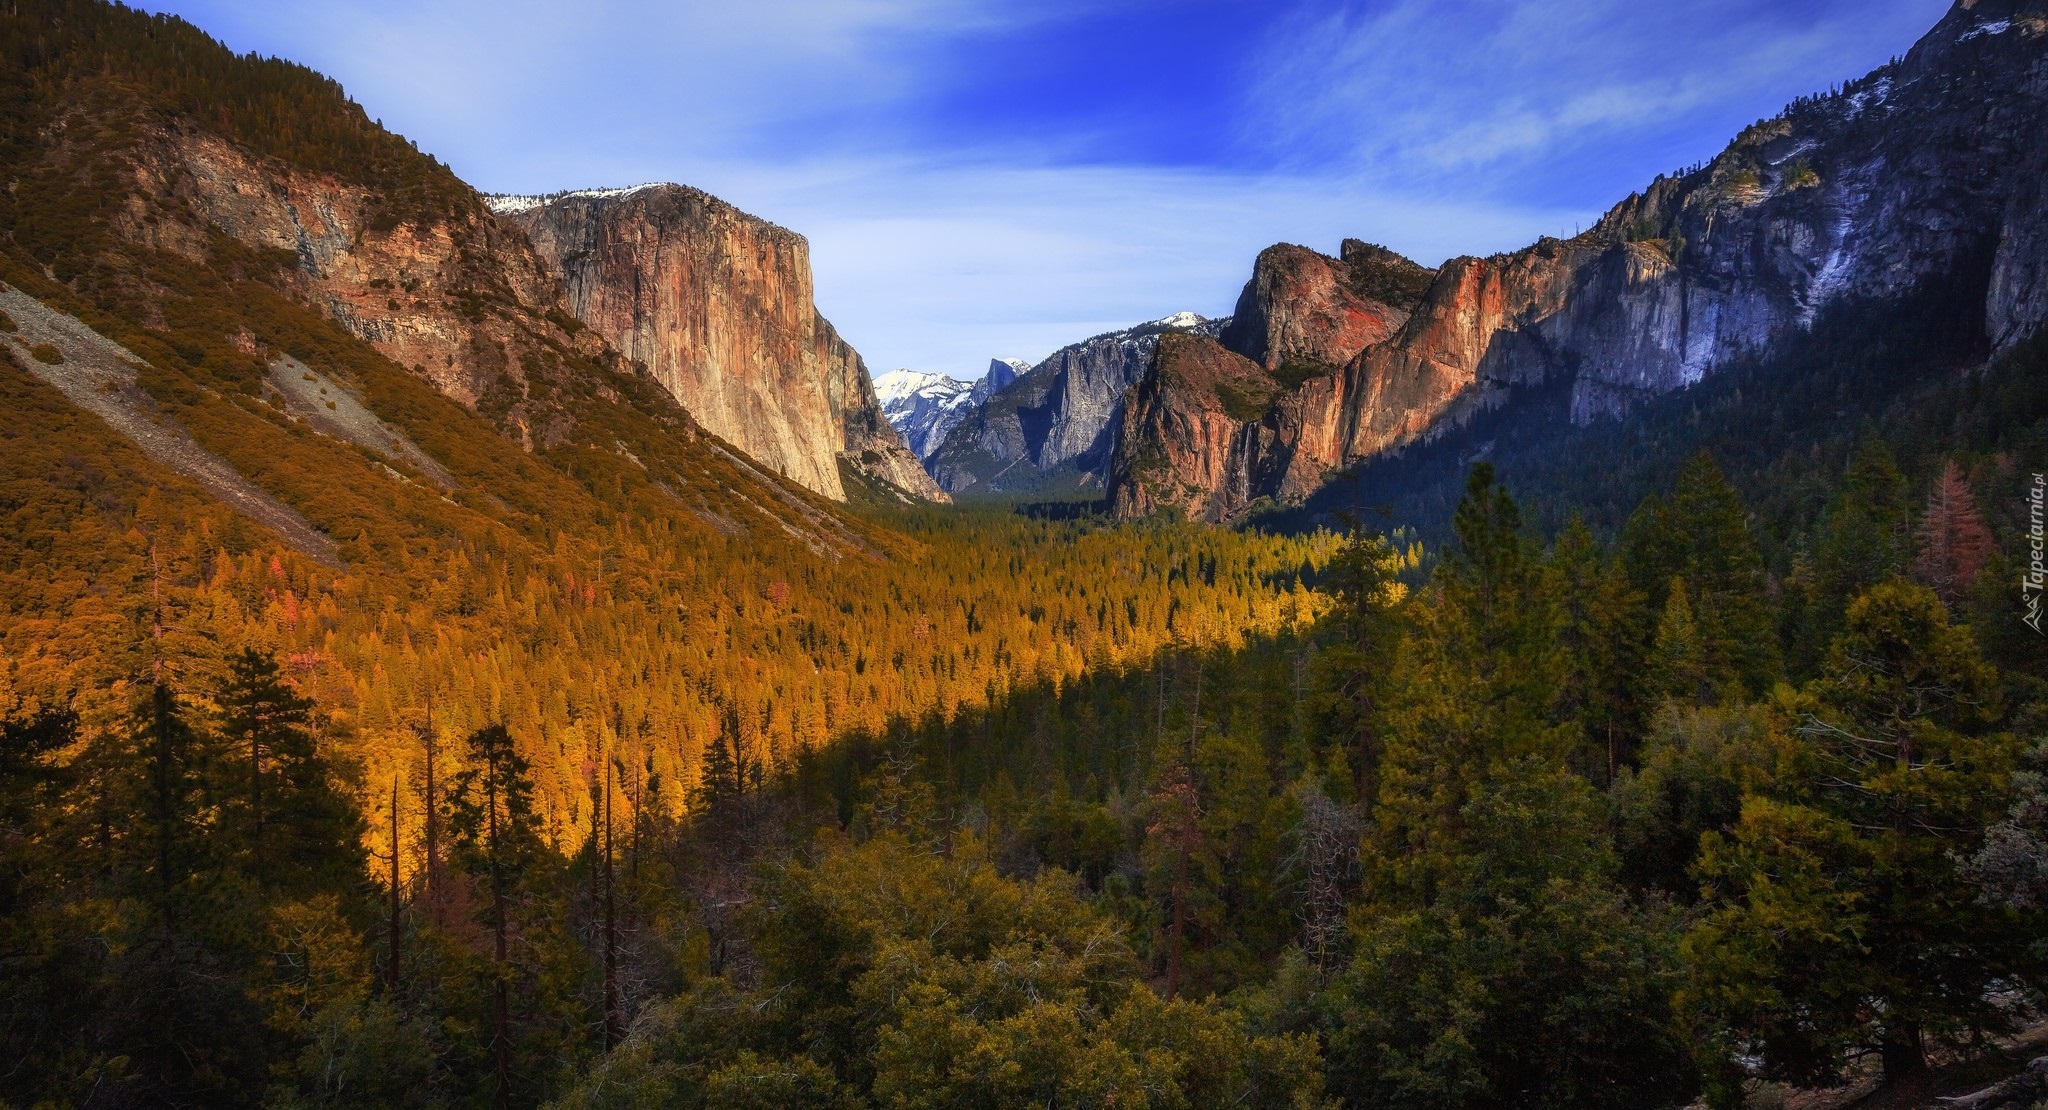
xmin=974 ymin=358 xmax=1029 ymax=405
xmin=877 ymin=359 xmax=1029 ymax=460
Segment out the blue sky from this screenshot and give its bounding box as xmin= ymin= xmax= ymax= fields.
xmin=138 ymin=0 xmax=1950 ymax=377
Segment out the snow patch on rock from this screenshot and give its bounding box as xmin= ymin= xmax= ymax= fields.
xmin=875 ymin=369 xmax=981 ymax=459
xmin=1958 ymin=19 xmax=2012 ymax=43
xmin=484 ymin=184 xmax=668 ymax=215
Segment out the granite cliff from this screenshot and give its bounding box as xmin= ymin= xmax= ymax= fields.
xmin=112 ymin=120 xmax=616 ymax=453
xmin=1110 ymin=0 xmax=2048 ymax=520
xmin=1217 ymin=241 xmax=1430 ymax=377
xmin=0 ymin=0 xmax=917 ymax=573
xmin=492 ymin=185 xmax=942 ymax=501
xmin=927 ymin=313 xmax=1217 ymax=496
xmin=63 ymin=83 xmax=926 ymax=501
xmin=1109 ymin=334 xmax=1282 ymax=521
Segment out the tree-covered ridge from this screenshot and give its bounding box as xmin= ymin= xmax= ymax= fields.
xmin=1 ymin=315 xmax=1335 ymax=848
xmin=0 ymin=0 xmax=471 ymax=230
xmin=1267 ymin=261 xmax=2047 ymax=616
xmin=0 ymin=0 xmax=1341 ymax=851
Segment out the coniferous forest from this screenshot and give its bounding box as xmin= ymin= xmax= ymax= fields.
xmin=3 ymin=1 xmax=2048 ymax=1109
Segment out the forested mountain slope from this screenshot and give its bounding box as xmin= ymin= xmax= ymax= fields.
xmin=0 ymin=0 xmax=1333 ymax=832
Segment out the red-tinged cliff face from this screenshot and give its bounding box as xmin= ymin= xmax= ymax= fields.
xmin=1110 ymin=0 xmax=2048 ymax=522
xmin=1107 ymin=333 xmax=1281 ymax=522
xmin=115 ymin=121 xmax=610 ymax=449
xmin=494 ymin=185 xmax=942 ymax=503
xmin=1218 ymin=243 xmax=1419 ymax=376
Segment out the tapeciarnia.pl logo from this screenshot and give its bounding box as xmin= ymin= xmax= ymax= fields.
xmin=2026 ymin=471 xmax=2045 ymax=635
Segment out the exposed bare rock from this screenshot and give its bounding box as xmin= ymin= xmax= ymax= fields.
xmin=927 ymin=313 xmax=1217 ymax=496
xmin=1107 ymin=334 xmax=1280 ymax=522
xmin=493 ymin=185 xmax=943 ymax=502
xmin=2 ymin=11 xmax=917 ymax=564
xmin=1218 ymin=243 xmax=1418 ymax=375
xmin=119 ymin=122 xmax=602 ymax=449
xmin=0 ymin=284 xmax=343 ymax=567
xmin=265 ymin=353 xmax=457 ymax=489
xmin=1109 ymin=0 xmax=2048 ymax=520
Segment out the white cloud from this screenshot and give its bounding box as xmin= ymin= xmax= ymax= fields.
xmin=706 ymin=156 xmax=1583 ymax=374
xmin=136 ymin=0 xmax=1954 ymax=380
xmin=1241 ymin=0 xmax=1948 ymax=181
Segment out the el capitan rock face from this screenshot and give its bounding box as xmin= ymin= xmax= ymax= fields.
xmin=493 ymin=185 xmax=942 ymax=502
xmin=1109 ymin=0 xmax=2048 ymax=520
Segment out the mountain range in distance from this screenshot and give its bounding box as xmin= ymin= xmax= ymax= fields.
xmin=874 ymin=357 xmax=1027 ymax=460
xmin=7 ymin=0 xmax=2031 ymax=538
xmin=866 ymin=0 xmax=2048 ymax=523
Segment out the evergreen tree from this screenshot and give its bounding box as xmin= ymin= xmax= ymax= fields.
xmin=106 ymin=680 xmax=275 ymax=1105
xmin=217 ymin=648 xmax=362 ymax=897
xmin=1380 ymin=463 xmax=1571 ymax=804
xmin=1666 ymin=452 xmax=1780 ymax=696
xmin=448 ymin=724 xmax=541 ymax=1110
xmin=0 ymin=707 xmax=87 ymax=1099
xmin=1315 ymin=524 xmax=1406 ymax=803
xmin=1651 ymin=576 xmax=1714 ymax=706
xmin=1783 ymin=440 xmax=1913 ymax=677
xmin=1324 ymin=763 xmax=1694 ymax=1110
xmin=1684 ymin=582 xmax=2028 ymax=1090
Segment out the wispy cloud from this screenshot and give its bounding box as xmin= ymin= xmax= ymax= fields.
xmin=716 ymin=156 xmax=1582 ymax=371
xmin=141 ymin=0 xmax=1953 ymax=377
xmin=142 ymin=0 xmax=1058 ymax=174
xmin=1242 ymin=0 xmax=1946 ymax=196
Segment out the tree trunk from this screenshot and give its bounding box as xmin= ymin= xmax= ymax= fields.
xmin=602 ymin=767 xmax=620 ymax=1049
xmin=489 ymin=766 xmax=511 ymax=1110
xmin=1607 ymin=723 xmax=1619 ymax=789
xmin=494 ymin=978 xmax=510 ymax=1110
xmin=388 ymin=774 xmax=402 ymax=993
xmin=1882 ymin=1019 xmax=1928 ymax=1086
xmin=251 ymin=720 xmax=264 ymax=886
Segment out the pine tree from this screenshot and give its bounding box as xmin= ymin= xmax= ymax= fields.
xmin=448 ymin=724 xmax=539 ymax=1110
xmin=217 ymin=648 xmax=358 ymax=894
xmin=1685 ymin=582 xmax=2024 ymax=1089
xmin=1315 ymin=524 xmax=1406 ymax=803
xmin=1651 ymin=577 xmax=1713 ymax=706
xmin=1667 ymin=452 xmax=1780 ymax=696
xmin=1913 ymin=460 xmax=1994 ymax=608
xmin=1549 ymin=517 xmax=1643 ymax=780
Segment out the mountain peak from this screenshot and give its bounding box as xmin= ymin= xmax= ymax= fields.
xmin=874 ymin=368 xmax=970 ymax=404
